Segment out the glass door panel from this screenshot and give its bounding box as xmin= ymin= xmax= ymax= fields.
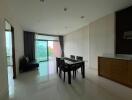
xmin=35 ymin=40 xmax=48 ymax=62
xmin=5 ymin=31 xmax=13 ymax=66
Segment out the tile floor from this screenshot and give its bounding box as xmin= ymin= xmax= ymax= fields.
xmin=8 ymin=66 xmax=14 ymax=97
xmin=8 ymin=60 xmax=132 ymax=100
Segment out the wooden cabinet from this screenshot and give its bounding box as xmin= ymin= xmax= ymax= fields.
xmin=128 ymin=61 xmax=132 ymax=87
xmin=98 ymin=57 xmax=132 ymax=88
xmin=111 ymin=59 xmax=128 ymax=85
xmin=98 ymin=57 xmax=112 ymax=78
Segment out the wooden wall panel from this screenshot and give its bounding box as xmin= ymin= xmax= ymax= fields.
xmin=116 ymin=6 xmax=132 ymax=54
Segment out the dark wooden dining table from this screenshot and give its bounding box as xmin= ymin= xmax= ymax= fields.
xmin=59 ymin=57 xmax=85 ymax=84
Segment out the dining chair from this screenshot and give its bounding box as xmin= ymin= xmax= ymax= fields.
xmin=59 ymin=59 xmax=75 ymax=84
xmin=59 ymin=59 xmax=69 ymax=81
xmin=74 ymin=56 xmax=83 ymax=78
xmin=70 ymin=55 xmax=75 ymax=60
xmin=56 ymin=57 xmax=61 ymax=73
xmin=76 ymin=56 xmax=83 ymax=61
xmin=71 ymin=55 xmax=76 ymax=76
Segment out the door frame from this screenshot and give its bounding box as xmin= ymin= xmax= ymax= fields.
xmin=11 ymin=26 xmax=16 ymax=79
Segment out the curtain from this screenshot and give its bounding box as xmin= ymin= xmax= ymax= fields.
xmin=24 ymin=31 xmax=35 ymax=61
xmin=59 ymin=36 xmax=64 ymax=57
xmin=53 ymin=41 xmax=62 ymax=57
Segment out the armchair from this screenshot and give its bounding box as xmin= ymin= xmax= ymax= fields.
xmin=19 ymin=56 xmax=39 ymax=73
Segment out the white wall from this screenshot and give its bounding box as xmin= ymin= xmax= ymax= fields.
xmin=64 ymin=26 xmax=89 ymax=67
xmin=0 ymin=1 xmax=9 ymax=100
xmin=64 ymin=13 xmax=115 ymax=70
xmin=89 ymin=13 xmax=115 ymax=70
xmin=0 ymin=1 xmax=24 ymax=99
xmin=4 ymin=0 xmax=24 ymax=75
xmin=0 ymin=19 xmax=9 ymax=100
xmin=6 ymin=17 xmax=24 ymax=75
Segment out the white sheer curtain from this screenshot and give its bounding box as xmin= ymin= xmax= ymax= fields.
xmin=53 ymin=41 xmax=62 ymax=57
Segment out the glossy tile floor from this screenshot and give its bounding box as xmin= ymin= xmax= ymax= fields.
xmin=8 ymin=60 xmax=132 ymax=100
xmin=8 ymin=66 xmax=14 ymax=97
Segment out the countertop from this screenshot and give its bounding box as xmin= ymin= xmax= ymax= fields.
xmin=100 ymin=55 xmax=132 ymax=60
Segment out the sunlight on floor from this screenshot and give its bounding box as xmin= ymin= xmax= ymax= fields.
xmin=38 ymin=60 xmax=56 ymax=77
xmin=8 ymin=67 xmax=14 ymax=98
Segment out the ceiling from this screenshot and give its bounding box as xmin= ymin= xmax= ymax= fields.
xmin=5 ymin=0 xmax=132 ymax=35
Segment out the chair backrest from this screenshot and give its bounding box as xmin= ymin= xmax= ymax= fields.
xmin=70 ymin=55 xmax=75 ymax=60
xmin=59 ymin=59 xmax=68 ymax=70
xmin=56 ymin=57 xmax=61 ymax=67
xmin=76 ymin=56 xmax=83 ymax=61
xmin=60 ymin=59 xmax=65 ymax=66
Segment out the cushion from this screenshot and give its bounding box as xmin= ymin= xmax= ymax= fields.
xmin=25 ymin=57 xmax=29 ymax=63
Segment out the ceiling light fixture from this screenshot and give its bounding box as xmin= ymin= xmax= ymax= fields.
xmin=65 ymin=26 xmax=68 ymax=29
xmin=40 ymin=0 xmax=45 ymax=2
xmin=64 ymin=8 xmax=68 ymax=11
xmin=81 ymin=16 xmax=85 ymax=19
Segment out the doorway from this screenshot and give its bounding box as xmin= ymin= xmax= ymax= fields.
xmin=5 ymin=21 xmax=16 ymax=79
xmin=5 ymin=21 xmax=16 ymax=96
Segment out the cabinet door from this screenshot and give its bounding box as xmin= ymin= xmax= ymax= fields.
xmin=98 ymin=57 xmax=112 ymax=78
xmin=111 ymin=59 xmax=128 ymax=85
xmin=128 ymin=61 xmax=132 ymax=87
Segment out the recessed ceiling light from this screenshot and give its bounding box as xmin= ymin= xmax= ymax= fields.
xmin=81 ymin=16 xmax=85 ymax=19
xmin=40 ymin=0 xmax=45 ymax=2
xmin=65 ymin=26 xmax=68 ymax=29
xmin=64 ymin=8 xmax=68 ymax=11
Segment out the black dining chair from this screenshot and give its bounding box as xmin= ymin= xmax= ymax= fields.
xmin=59 ymin=59 xmax=69 ymax=81
xmin=59 ymin=59 xmax=75 ymax=84
xmin=70 ymin=55 xmax=75 ymax=60
xmin=70 ymin=55 xmax=78 ymax=78
xmin=56 ymin=57 xmax=61 ymax=73
xmin=76 ymin=56 xmax=83 ymax=61
xmin=74 ymin=56 xmax=83 ymax=78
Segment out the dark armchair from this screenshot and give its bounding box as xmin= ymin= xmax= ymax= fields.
xmin=19 ymin=56 xmax=39 ymax=73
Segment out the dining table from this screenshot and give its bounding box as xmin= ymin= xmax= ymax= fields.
xmin=59 ymin=57 xmax=85 ymax=84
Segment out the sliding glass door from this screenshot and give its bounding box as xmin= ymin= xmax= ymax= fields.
xmin=35 ymin=40 xmax=48 ymax=62
xmin=35 ymin=34 xmax=62 ymax=62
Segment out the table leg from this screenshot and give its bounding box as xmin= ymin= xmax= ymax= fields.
xmin=59 ymin=69 xmax=62 ymax=78
xmin=68 ymin=71 xmax=71 ymax=84
xmin=57 ymin=66 xmax=58 ymax=73
xmin=82 ymin=62 xmax=85 ymax=78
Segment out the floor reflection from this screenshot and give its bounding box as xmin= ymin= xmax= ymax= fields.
xmin=38 ymin=60 xmax=56 ymax=77
xmin=8 ymin=66 xmax=14 ymax=97
xmin=8 ymin=60 xmax=57 ymax=99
